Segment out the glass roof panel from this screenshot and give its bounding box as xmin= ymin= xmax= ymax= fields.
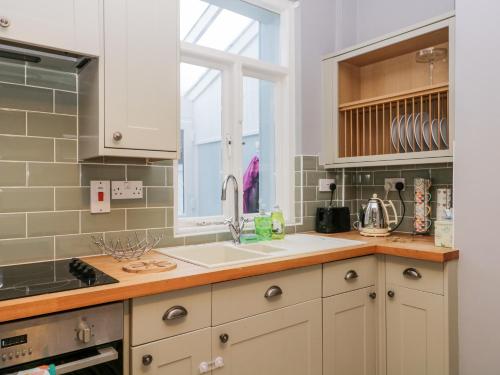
xmin=180 ymin=63 xmax=208 ymax=96
xmin=197 ymin=9 xmax=253 ymax=51
xmin=180 ymin=0 xmax=209 ymax=40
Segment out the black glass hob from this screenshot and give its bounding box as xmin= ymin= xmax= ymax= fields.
xmin=0 ymin=258 xmax=118 ymax=301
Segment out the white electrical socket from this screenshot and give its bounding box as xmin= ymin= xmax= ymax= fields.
xmin=112 ymin=181 xmax=143 ymax=200
xmin=90 ymin=181 xmax=110 ymax=213
xmin=319 ymin=179 xmax=336 ymax=192
xmin=384 ymin=178 xmax=406 ymax=191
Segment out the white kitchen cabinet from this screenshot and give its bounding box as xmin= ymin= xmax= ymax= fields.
xmin=386 ymin=284 xmax=444 ymax=375
xmin=131 ymin=328 xmax=212 ymax=375
xmin=212 ymin=299 xmax=322 ymax=375
xmin=0 ymin=0 xmax=99 ymax=55
xmin=79 ymin=0 xmax=179 ymax=159
xmin=321 ymin=14 xmax=455 ymax=168
xmin=323 ymin=287 xmax=377 ymax=375
xmin=384 ymin=257 xmax=458 ymax=375
xmin=128 ymin=256 xmax=457 ymax=375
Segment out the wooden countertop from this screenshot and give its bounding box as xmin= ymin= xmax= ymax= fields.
xmin=0 ymin=232 xmax=458 ymax=323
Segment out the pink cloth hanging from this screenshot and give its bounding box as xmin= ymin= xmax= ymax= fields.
xmin=243 ymin=156 xmax=259 ymax=213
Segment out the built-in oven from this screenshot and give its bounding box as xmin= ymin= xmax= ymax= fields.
xmin=0 ymin=303 xmax=123 ymax=375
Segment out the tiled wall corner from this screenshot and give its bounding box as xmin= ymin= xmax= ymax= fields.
xmin=292 ymin=155 xmax=356 ymax=233
xmin=350 ymin=163 xmax=453 ymax=234
xmin=293 ymin=155 xmax=453 ymax=235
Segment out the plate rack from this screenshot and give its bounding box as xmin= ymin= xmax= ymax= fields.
xmin=338 ymin=83 xmax=449 ymax=158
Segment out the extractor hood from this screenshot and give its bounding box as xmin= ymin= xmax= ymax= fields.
xmin=0 ymin=41 xmax=92 ymax=73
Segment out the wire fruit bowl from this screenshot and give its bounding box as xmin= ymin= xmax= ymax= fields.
xmin=92 ymin=232 xmax=164 ymax=261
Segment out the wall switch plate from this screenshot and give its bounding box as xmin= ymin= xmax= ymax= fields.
xmin=90 ymin=181 xmax=110 ymax=213
xmin=384 ymin=178 xmax=406 ymax=191
xmin=112 ymin=181 xmax=143 ymax=200
xmin=319 ymin=178 xmax=336 ymax=192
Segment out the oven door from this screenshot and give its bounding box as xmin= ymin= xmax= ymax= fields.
xmin=3 ymin=342 xmax=122 ymax=375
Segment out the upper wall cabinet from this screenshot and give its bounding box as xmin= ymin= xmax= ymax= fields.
xmin=321 ymin=15 xmax=455 ymax=168
xmin=0 ymin=0 xmax=99 ymax=55
xmin=79 ymin=0 xmax=179 ymax=160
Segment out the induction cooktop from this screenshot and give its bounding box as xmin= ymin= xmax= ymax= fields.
xmin=0 ymin=258 xmax=118 ymax=301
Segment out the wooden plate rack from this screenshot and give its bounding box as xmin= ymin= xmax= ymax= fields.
xmin=338 ymin=83 xmax=449 ymax=158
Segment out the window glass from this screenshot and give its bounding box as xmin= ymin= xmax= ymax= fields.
xmin=180 ymin=0 xmax=280 ymax=64
xmin=179 ymin=63 xmax=223 ymax=218
xmin=242 ymin=76 xmax=276 ymax=214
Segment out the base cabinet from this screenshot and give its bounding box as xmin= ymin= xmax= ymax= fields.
xmin=131 ymin=328 xmax=211 ymax=375
xmin=129 ymin=257 xmax=457 ymax=375
xmin=323 ymin=287 xmax=377 ymax=375
xmin=212 ymin=300 xmax=322 ymax=375
xmin=386 ymin=285 xmax=444 ymax=375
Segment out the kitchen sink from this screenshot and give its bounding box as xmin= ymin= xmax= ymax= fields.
xmin=159 ymin=243 xmax=271 ymax=268
xmin=159 ymin=234 xmax=365 ymax=268
xmin=238 ymin=243 xmax=285 ymax=254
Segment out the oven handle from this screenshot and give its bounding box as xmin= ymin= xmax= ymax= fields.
xmin=56 ymin=346 xmax=118 ymax=374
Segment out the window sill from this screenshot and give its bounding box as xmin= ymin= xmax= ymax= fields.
xmin=175 ymin=224 xmax=229 ymax=238
xmin=175 ymin=219 xmax=297 ymax=238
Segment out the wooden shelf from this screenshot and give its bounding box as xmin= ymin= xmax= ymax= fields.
xmin=339 ymin=83 xmax=449 ymax=111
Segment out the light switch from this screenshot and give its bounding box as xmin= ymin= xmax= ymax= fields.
xmin=90 ymin=181 xmax=110 ymax=213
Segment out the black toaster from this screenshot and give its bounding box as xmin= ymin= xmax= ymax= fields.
xmin=315 ymin=206 xmax=351 ymax=234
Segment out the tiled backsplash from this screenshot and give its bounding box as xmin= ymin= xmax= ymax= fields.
xmin=0 ymin=58 xmax=453 ymax=265
xmin=295 ymin=155 xmax=454 ymax=234
xmin=0 ymin=59 xmax=184 ymax=265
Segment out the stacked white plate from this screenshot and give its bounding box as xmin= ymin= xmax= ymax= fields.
xmin=391 ymin=113 xmax=448 ymax=151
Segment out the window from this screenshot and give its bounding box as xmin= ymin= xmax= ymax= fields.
xmin=177 ymin=0 xmax=296 ymax=234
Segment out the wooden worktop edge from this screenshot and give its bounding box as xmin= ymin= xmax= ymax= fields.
xmin=0 ymin=242 xmax=458 ymax=323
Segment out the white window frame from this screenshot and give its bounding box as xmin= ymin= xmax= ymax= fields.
xmin=175 ymin=0 xmax=296 ymax=236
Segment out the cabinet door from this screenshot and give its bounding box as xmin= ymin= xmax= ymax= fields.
xmin=212 ymin=299 xmax=322 ymax=375
xmin=131 ymin=328 xmax=211 ymax=375
xmin=104 ymin=0 xmax=178 ymax=152
xmin=323 ymin=287 xmax=377 ymax=375
xmin=386 ymin=285 xmax=444 ymax=375
xmin=0 ymin=0 xmax=99 ymax=55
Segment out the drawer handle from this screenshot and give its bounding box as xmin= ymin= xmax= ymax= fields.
xmin=369 ymin=292 xmax=377 ymax=300
xmin=264 ymin=285 xmax=283 ymax=299
xmin=387 ymin=290 xmax=395 ymax=298
xmin=219 ymin=333 xmax=229 ymax=344
xmin=163 ymin=305 xmax=188 ymax=321
xmin=142 ymin=354 xmax=153 ymax=366
xmin=403 ymin=268 xmax=422 ymax=280
xmin=344 ymin=270 xmax=358 ymax=281
xmin=0 ymin=17 xmax=10 ymax=28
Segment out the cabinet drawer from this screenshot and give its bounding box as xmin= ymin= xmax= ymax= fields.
xmin=386 ymin=256 xmax=444 ymax=295
xmin=131 ymin=328 xmax=211 ymax=374
xmin=131 ymin=285 xmax=211 ymax=346
xmin=323 ymin=256 xmax=377 ymax=297
xmin=212 ymin=265 xmax=322 ymax=326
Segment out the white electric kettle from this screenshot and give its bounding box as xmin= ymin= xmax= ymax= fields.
xmin=354 ymin=194 xmax=399 ymax=237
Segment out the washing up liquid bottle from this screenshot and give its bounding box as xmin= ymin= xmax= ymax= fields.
xmin=271 ymin=205 xmax=285 ymax=240
xmin=255 ymin=209 xmax=272 ymax=241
